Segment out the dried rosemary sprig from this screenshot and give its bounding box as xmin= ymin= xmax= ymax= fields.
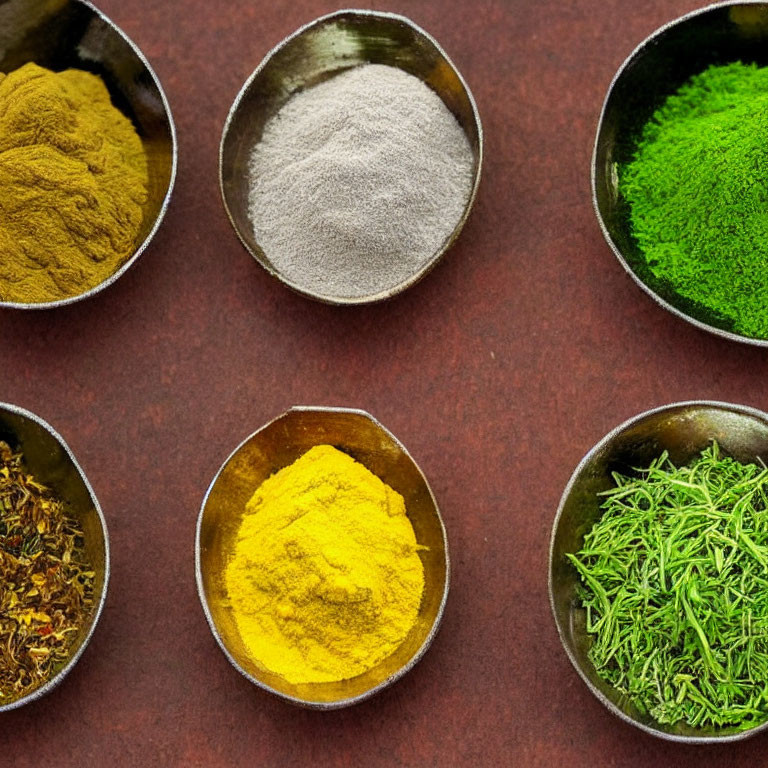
xmin=568 ymin=443 xmax=768 ymax=731
xmin=0 ymin=441 xmax=94 ymax=702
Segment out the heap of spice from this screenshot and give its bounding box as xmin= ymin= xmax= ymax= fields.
xmin=248 ymin=63 xmax=474 ymax=299
xmin=0 ymin=441 xmax=95 ymax=702
xmin=225 ymin=445 xmax=425 ymax=684
xmin=621 ymin=62 xmax=768 ymax=338
xmin=569 ymin=443 xmax=768 ymax=731
xmin=0 ymin=62 xmax=149 ymax=304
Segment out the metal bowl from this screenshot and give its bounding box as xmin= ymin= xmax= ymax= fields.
xmin=196 ymin=406 xmax=449 ymax=709
xmin=550 ymin=400 xmax=768 ymax=742
xmin=0 ymin=402 xmax=109 ymax=712
xmin=592 ymin=1 xmax=768 ymax=346
xmin=0 ymin=0 xmax=177 ymax=310
xmin=219 ymin=9 xmax=483 ymax=305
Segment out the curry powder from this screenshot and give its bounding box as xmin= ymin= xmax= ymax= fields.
xmin=225 ymin=445 xmax=425 ymax=685
xmin=0 ymin=63 xmax=148 ymax=303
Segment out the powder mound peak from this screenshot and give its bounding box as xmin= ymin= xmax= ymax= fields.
xmin=621 ymin=61 xmax=768 ymax=338
xmin=225 ymin=444 xmax=426 ymax=685
xmin=248 ymin=63 xmax=474 ymax=299
xmin=0 ymin=62 xmax=148 ymax=304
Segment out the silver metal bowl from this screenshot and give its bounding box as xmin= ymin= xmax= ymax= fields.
xmin=195 ymin=406 xmax=449 ymax=709
xmin=219 ymin=9 xmax=483 ymax=305
xmin=0 ymin=0 xmax=177 ymax=310
xmin=0 ymin=402 xmax=109 ymax=712
xmin=550 ymin=400 xmax=768 ymax=742
xmin=592 ymin=1 xmax=768 ymax=345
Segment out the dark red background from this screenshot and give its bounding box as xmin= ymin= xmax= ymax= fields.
xmin=2 ymin=0 xmax=766 ymax=765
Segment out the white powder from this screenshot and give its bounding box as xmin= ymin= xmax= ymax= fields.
xmin=247 ymin=64 xmax=475 ymax=299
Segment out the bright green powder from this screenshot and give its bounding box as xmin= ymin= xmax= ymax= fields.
xmin=621 ymin=62 xmax=768 ymax=339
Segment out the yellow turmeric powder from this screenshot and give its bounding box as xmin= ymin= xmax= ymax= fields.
xmin=0 ymin=63 xmax=148 ymax=303
xmin=225 ymin=445 xmax=425 ymax=684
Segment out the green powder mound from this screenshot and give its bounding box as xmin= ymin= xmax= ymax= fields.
xmin=621 ymin=62 xmax=768 ymax=339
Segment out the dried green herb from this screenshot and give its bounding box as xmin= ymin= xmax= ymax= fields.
xmin=0 ymin=441 xmax=95 ymax=702
xmin=568 ymin=443 xmax=768 ymax=731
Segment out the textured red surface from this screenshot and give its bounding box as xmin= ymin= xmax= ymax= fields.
xmin=3 ymin=0 xmax=768 ymax=765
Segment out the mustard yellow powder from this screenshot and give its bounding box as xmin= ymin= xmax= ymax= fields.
xmin=225 ymin=444 xmax=425 ymax=685
xmin=0 ymin=63 xmax=149 ymax=303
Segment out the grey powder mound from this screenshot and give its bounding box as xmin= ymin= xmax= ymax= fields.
xmin=247 ymin=63 xmax=475 ymax=300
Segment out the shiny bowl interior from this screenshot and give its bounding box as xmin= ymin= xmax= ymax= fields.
xmin=592 ymin=1 xmax=768 ymax=345
xmin=550 ymin=400 xmax=768 ymax=742
xmin=0 ymin=402 xmax=109 ymax=712
xmin=0 ymin=0 xmax=177 ymax=310
xmin=220 ymin=9 xmax=483 ymax=305
xmin=196 ymin=406 xmax=450 ymax=709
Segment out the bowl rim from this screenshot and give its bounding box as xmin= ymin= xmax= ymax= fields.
xmin=218 ymin=7 xmax=483 ymax=306
xmin=0 ymin=0 xmax=178 ymax=312
xmin=0 ymin=401 xmax=110 ymax=712
xmin=591 ymin=0 xmax=768 ymax=347
xmin=549 ymin=398 xmax=768 ymax=743
xmin=194 ymin=405 xmax=450 ymax=709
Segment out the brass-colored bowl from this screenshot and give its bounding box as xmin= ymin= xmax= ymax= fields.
xmin=549 ymin=400 xmax=768 ymax=742
xmin=592 ymin=1 xmax=768 ymax=345
xmin=219 ymin=9 xmax=483 ymax=305
xmin=0 ymin=0 xmax=177 ymax=310
xmin=0 ymin=402 xmax=109 ymax=712
xmin=195 ymin=406 xmax=449 ymax=709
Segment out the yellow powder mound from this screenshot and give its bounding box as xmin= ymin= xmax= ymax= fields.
xmin=225 ymin=444 xmax=425 ymax=684
xmin=0 ymin=63 xmax=149 ymax=303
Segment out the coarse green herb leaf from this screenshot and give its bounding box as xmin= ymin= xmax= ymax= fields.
xmin=569 ymin=442 xmax=768 ymax=731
